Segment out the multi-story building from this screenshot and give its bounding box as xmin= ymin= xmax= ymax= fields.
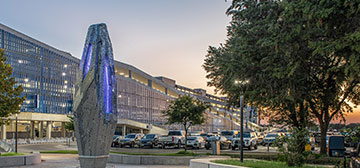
xmin=113 ymin=61 xmax=261 ymax=136
xmin=0 ymin=23 xmax=79 ymax=139
xmin=0 ymin=23 xmax=260 ymax=140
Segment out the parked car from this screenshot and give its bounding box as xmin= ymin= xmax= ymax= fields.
xmin=232 ymin=132 xmax=258 ymax=150
xmin=256 ymin=132 xmax=265 ymax=144
xmin=139 ymin=134 xmax=159 ymax=148
xmin=158 ymin=130 xmax=185 ymax=149
xmin=220 ymin=130 xmax=239 ymax=141
xmin=189 ymin=132 xmax=202 ymax=136
xmin=262 ymin=133 xmax=280 ymax=146
xmin=186 ymin=136 xmax=205 ymax=149
xmin=200 ymin=133 xmax=217 ymax=141
xmin=328 ymin=135 xmax=346 ymax=157
xmin=112 ymin=136 xmax=121 ymax=147
xmin=119 ymin=133 xmax=144 ymax=148
xmin=205 ymin=136 xmax=231 ymax=150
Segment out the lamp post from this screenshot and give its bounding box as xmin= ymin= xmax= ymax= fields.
xmin=234 ymin=80 xmax=249 ymax=163
xmin=15 ymin=113 xmax=18 ymax=153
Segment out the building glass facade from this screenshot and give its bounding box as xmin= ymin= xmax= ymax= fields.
xmin=114 ymin=61 xmax=260 ymax=132
xmin=0 ymin=24 xmax=80 ymax=115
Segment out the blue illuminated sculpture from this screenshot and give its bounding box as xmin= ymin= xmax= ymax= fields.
xmin=73 ymin=23 xmax=117 ymax=168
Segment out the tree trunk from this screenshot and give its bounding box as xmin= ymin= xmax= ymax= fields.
xmin=319 ymin=122 xmax=328 ymax=155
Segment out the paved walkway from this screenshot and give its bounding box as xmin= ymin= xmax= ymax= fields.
xmin=9 ymin=154 xmax=189 ymax=168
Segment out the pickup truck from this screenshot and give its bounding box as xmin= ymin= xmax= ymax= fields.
xmin=232 ymin=132 xmax=258 ymax=150
xmin=158 ymin=130 xmax=185 ymax=149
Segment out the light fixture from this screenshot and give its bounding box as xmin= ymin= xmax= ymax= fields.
xmin=18 ymin=60 xmax=23 ymax=64
xmin=120 ymin=72 xmax=124 ymax=75
xmin=64 ymin=64 xmax=68 ymax=68
xmin=118 ymin=95 xmax=122 ymax=98
xmin=64 ymin=80 xmax=68 ymax=84
xmin=24 ymin=78 xmax=29 ymax=82
xmin=62 ymin=72 xmax=66 ymax=76
xmin=64 ymin=85 xmax=68 ymax=89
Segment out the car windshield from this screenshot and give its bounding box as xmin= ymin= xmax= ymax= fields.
xmin=200 ymin=134 xmax=207 ymax=137
xmin=144 ymin=134 xmax=155 ymax=139
xmin=221 ymin=131 xmax=234 ymax=136
xmin=266 ymin=134 xmax=278 ymax=138
xmin=168 ymin=131 xmax=182 ymax=136
xmin=208 ymin=136 xmax=220 ymax=141
xmin=235 ymin=132 xmax=251 ymax=138
xmin=126 ymin=135 xmax=136 ymax=138
xmin=187 ymin=137 xmax=197 ymax=140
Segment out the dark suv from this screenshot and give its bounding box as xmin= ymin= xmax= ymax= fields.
xmin=140 ymin=134 xmax=159 ymax=148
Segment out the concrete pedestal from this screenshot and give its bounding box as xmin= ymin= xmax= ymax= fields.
xmin=79 ymin=155 xmax=109 ymax=168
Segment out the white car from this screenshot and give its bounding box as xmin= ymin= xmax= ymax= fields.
xmin=232 ymin=132 xmax=258 ymax=150
xmin=185 ymin=136 xmax=205 ymax=149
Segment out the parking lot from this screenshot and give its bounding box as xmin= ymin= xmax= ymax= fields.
xmin=110 ymin=145 xmax=279 ymax=154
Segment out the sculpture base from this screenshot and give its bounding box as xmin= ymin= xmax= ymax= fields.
xmin=79 ymin=155 xmax=109 ymax=168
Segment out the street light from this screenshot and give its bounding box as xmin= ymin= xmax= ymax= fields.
xmin=15 ymin=113 xmax=18 ymax=153
xmin=234 ymin=80 xmax=249 ymax=163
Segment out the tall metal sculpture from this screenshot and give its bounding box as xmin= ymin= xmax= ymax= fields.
xmin=73 ymin=23 xmax=117 ymax=168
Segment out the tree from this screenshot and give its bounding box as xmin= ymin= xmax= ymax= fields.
xmin=203 ymin=0 xmax=312 ymax=156
xmin=0 ymin=49 xmax=25 ymax=125
xmin=162 ymin=95 xmax=209 ymax=151
xmin=65 ymin=115 xmax=74 ymax=132
xmin=278 ymin=0 xmax=360 ymax=155
xmin=204 ymin=0 xmax=360 ymax=155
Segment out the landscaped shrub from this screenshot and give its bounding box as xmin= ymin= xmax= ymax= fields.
xmin=274 ymin=128 xmax=310 ymax=167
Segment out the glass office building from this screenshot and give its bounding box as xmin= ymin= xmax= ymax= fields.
xmin=0 ymin=23 xmax=80 ymax=115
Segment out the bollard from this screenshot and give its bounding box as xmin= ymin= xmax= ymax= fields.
xmin=267 ymin=142 xmax=270 ymax=152
xmin=343 ymin=156 xmax=346 ymax=168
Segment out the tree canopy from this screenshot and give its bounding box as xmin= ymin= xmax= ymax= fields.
xmin=203 ymin=0 xmax=360 ymax=155
xmin=0 ymin=49 xmax=25 ymax=125
xmin=65 ymin=115 xmax=74 ymax=131
xmin=163 ymin=95 xmax=209 ymax=151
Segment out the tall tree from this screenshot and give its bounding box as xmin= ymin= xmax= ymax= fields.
xmin=279 ymin=0 xmax=360 ymax=155
xmin=0 ymin=49 xmax=25 ymax=125
xmin=162 ymin=95 xmax=209 ymax=151
xmin=203 ymin=0 xmax=360 ymax=155
xmin=204 ymin=0 xmax=312 ymax=133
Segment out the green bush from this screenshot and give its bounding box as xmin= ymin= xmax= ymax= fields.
xmin=274 ymin=128 xmax=310 ymax=167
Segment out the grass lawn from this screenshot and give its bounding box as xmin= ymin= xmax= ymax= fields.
xmin=40 ymin=150 xmax=200 ymax=156
xmin=1 ymin=152 xmax=25 ymax=157
xmin=213 ymin=159 xmax=328 ymax=168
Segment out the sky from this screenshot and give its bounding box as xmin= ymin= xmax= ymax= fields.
xmin=0 ymin=0 xmax=359 ymax=123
